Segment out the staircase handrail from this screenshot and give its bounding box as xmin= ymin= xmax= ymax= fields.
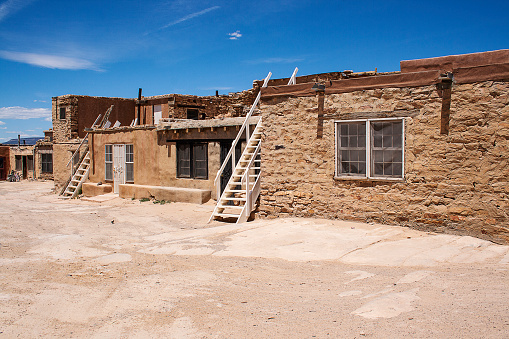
xmin=240 ymin=130 xmax=262 ymax=211
xmin=214 ymin=72 xmax=271 ymax=194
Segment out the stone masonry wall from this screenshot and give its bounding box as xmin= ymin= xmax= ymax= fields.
xmin=259 ymin=81 xmax=509 ymax=244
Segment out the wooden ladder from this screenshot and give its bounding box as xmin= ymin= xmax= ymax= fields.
xmin=210 ymin=120 xmax=263 ymax=223
xmin=61 ymin=151 xmax=91 ymax=199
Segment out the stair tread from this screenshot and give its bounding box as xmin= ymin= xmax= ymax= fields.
xmin=214 ymin=213 xmax=241 ymax=218
xmin=218 ymin=205 xmax=244 ymax=209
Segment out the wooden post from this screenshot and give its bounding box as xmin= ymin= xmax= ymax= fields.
xmin=440 ymin=78 xmax=452 ymax=135
xmin=317 ymin=91 xmax=325 ymax=138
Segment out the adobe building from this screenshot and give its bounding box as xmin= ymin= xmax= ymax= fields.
xmin=257 ymin=49 xmax=509 ymax=244
xmin=53 ymin=49 xmax=508 ymax=244
xmin=52 ymin=95 xmax=136 ymax=190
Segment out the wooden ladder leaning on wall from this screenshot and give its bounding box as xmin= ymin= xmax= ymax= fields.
xmin=59 ymin=105 xmax=113 ymax=199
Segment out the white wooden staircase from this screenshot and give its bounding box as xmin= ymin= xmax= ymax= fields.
xmin=209 ymin=69 xmax=298 ymax=223
xmin=61 ymin=151 xmax=91 ymax=199
xmin=210 ymin=120 xmax=263 ymax=223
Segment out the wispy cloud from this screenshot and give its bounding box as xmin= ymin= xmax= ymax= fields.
xmin=246 ymin=57 xmax=304 ymax=64
xmin=228 ymin=30 xmax=242 ymax=40
xmin=33 ymin=99 xmax=46 ymax=103
xmin=0 ymin=120 xmax=5 ymax=125
xmin=0 ymin=0 xmax=34 ymax=22
xmin=0 ymin=50 xmax=102 ymax=71
xmin=147 ymin=5 xmax=220 ymax=35
xmin=0 ymin=106 xmax=51 ymax=120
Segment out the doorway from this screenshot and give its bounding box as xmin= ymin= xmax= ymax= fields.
xmin=220 ymin=141 xmax=242 ymax=196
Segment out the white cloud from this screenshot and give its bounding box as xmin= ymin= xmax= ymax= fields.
xmin=0 ymin=120 xmax=5 ymax=125
xmin=228 ymin=30 xmax=242 ymax=40
xmin=0 ymin=50 xmax=102 ymax=71
xmin=0 ymin=106 xmax=51 ymax=120
xmin=0 ymin=0 xmax=34 ymax=22
xmin=247 ymin=57 xmax=304 ymax=64
xmin=33 ymin=99 xmax=47 ymax=103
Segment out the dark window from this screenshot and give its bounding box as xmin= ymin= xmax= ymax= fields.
xmin=59 ymin=107 xmax=66 ymax=120
xmin=125 ymin=144 xmax=134 ymax=182
xmin=177 ymin=142 xmax=208 ymax=179
xmin=41 ymin=154 xmax=53 ymax=173
xmin=336 ymin=119 xmax=404 ymax=179
xmin=15 ymin=155 xmax=21 ymax=170
xmin=27 ymin=155 xmax=33 ymax=171
xmin=0 ymin=157 xmax=4 ymax=169
xmin=186 ymin=109 xmax=199 ymax=120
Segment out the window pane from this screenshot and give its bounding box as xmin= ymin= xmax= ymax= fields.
xmin=105 ymin=163 xmax=113 ymax=180
xmin=193 ymin=143 xmax=208 ymax=179
xmin=383 ymin=135 xmax=392 ymax=147
xmin=341 ymin=162 xmax=350 ymax=173
xmin=358 ymin=135 xmax=366 ymax=147
xmin=177 ymin=143 xmax=191 ymax=178
xmin=336 ymin=122 xmax=367 ymax=176
xmin=370 ymin=120 xmax=404 ymax=178
xmin=393 ymin=163 xmax=402 ymax=176
xmin=126 ymin=163 xmax=134 ymax=182
xmin=373 ymin=136 xmax=382 ymax=147
xmin=393 ymin=134 xmax=402 ymax=147
xmin=349 ymin=136 xmax=358 ymax=147
xmin=349 ymin=123 xmax=357 ymax=135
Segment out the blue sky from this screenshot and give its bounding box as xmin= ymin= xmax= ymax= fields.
xmin=0 ymin=0 xmax=507 ymax=143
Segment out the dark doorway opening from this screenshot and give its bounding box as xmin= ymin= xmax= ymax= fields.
xmin=220 ymin=141 xmax=242 ymax=199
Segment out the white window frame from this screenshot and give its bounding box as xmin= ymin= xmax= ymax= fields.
xmin=335 ymin=117 xmax=405 ymax=181
xmin=125 ymin=144 xmax=134 ymax=183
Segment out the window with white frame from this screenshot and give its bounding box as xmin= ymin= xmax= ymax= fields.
xmin=105 ymin=145 xmax=113 ymax=181
xmin=335 ymin=118 xmax=404 ymax=179
xmin=125 ymin=144 xmax=134 ymax=182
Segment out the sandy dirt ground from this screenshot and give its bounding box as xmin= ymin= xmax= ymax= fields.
xmin=0 ymin=181 xmax=508 ymax=338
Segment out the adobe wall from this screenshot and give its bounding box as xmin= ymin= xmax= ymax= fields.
xmin=259 ymin=81 xmax=509 ymax=244
xmin=8 ymin=146 xmax=35 ymax=179
xmin=34 ymin=143 xmax=53 ymax=180
xmin=52 ymin=95 xmax=136 ymax=143
xmin=53 ymin=142 xmax=80 ymax=191
xmin=77 ymin=96 xmax=135 ymax=137
xmin=89 ymin=129 xmax=223 ymax=199
xmin=137 ymin=90 xmax=257 ymax=125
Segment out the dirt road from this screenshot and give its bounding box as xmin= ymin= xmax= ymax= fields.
xmin=0 ymin=181 xmax=508 ymax=338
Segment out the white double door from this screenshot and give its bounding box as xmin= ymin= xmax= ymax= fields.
xmin=113 ymin=144 xmax=125 ymax=194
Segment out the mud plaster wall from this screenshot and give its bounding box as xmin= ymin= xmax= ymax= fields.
xmin=89 ymin=129 xmax=223 ymax=199
xmin=53 ymin=143 xmax=80 ymax=191
xmin=259 ymin=81 xmax=509 ymax=244
xmin=52 ymin=96 xmax=136 ymax=143
xmin=8 ymin=147 xmax=35 ymax=179
xmin=35 ymin=144 xmax=53 ymax=180
xmin=137 ymin=90 xmax=257 ymax=125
